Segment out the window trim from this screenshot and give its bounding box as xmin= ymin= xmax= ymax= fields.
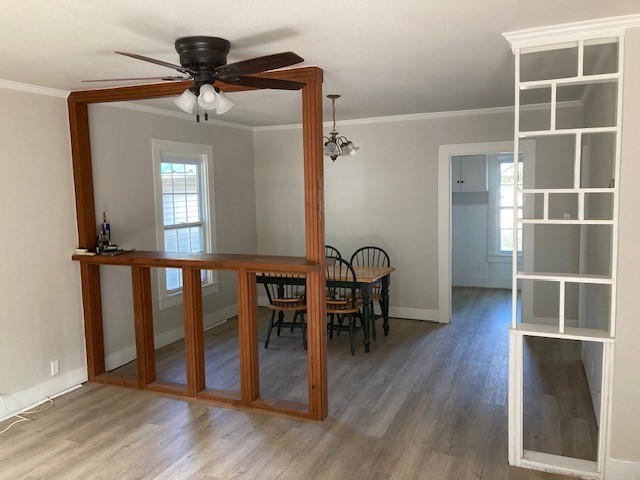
xmin=151 ymin=139 xmax=218 ymax=310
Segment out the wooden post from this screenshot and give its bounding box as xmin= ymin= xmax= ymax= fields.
xmin=69 ymin=99 xmax=105 ymax=380
xmin=237 ymin=269 xmax=260 ymax=406
xmin=183 ymin=267 xmax=205 ymax=396
xmin=131 ymin=266 xmax=156 ymax=387
xmin=79 ymin=262 xmax=105 ymax=380
xmin=302 ymin=71 xmax=328 ymax=420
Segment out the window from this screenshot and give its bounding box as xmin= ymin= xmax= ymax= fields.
xmin=487 ymin=153 xmax=524 ymax=261
xmin=498 ymin=159 xmax=523 ymax=253
xmin=152 ymin=139 xmax=218 ymax=309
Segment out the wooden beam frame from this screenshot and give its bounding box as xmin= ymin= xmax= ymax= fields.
xmin=68 ymin=67 xmax=327 ymax=420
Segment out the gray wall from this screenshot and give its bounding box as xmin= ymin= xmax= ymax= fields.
xmin=88 ymin=105 xmax=257 ymax=365
xmin=253 ymin=112 xmax=515 ymax=315
xmin=0 ymin=89 xmax=85 ymax=395
xmin=610 ymin=26 xmax=640 ymax=463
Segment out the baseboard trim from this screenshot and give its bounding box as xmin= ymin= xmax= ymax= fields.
xmin=0 ymin=368 xmax=87 ymax=422
xmin=258 ymin=295 xmax=440 ymax=323
xmin=260 ymin=297 xmax=440 ymax=323
xmin=105 ymin=304 xmax=238 ymax=371
xmin=606 ymin=458 xmax=640 ymax=479
xmin=389 ymin=307 xmax=441 ymax=323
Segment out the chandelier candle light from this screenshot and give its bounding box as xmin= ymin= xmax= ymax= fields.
xmin=323 ymin=94 xmax=359 ymax=161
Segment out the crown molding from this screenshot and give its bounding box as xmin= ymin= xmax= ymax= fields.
xmin=253 ymin=101 xmax=582 ymax=132
xmin=503 ymin=14 xmax=640 ymax=53
xmin=254 ymin=105 xmax=515 ymax=132
xmin=104 ymin=101 xmax=254 ymax=131
xmin=0 ymin=78 xmax=69 ymax=98
xmin=0 ymin=77 xmax=582 ymax=132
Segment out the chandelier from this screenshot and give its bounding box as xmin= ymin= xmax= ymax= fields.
xmin=323 ymin=94 xmax=359 ymax=161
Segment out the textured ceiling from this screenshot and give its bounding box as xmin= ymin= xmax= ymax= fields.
xmin=0 ymin=0 xmax=637 ymax=125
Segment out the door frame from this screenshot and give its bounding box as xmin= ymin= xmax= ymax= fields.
xmin=437 ymin=140 xmax=536 ymax=323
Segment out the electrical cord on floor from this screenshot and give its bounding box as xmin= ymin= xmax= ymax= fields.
xmin=0 ymin=395 xmax=54 ymax=434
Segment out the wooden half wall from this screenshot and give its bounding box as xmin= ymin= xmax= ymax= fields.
xmin=67 ymin=67 xmax=328 ymax=420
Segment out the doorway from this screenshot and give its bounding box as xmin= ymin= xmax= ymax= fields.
xmin=437 ymin=140 xmax=535 ymax=324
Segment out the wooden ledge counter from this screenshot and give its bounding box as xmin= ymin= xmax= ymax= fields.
xmin=72 ymin=250 xmax=320 ymax=274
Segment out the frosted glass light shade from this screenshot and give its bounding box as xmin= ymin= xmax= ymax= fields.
xmin=174 ymin=89 xmax=197 ymax=113
xmin=215 ymin=90 xmax=234 ymax=114
xmin=197 ymin=84 xmax=218 ymax=110
xmin=324 ymin=141 xmax=339 ymax=156
xmin=342 ymin=141 xmax=359 ymax=156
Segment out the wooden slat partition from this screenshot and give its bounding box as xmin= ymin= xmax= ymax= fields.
xmin=183 ymin=267 xmax=205 ymax=397
xmin=73 ymin=252 xmax=322 ymax=417
xmin=237 ymin=269 xmax=260 ymax=406
xmin=68 ymin=66 xmax=327 ymax=420
xmin=131 ymin=266 xmax=156 ymax=387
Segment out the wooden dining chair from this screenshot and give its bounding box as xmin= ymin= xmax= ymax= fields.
xmin=326 ymin=258 xmax=364 ymax=355
xmin=263 ymin=274 xmax=307 ymax=350
xmin=350 ymin=246 xmax=390 ymax=340
xmin=325 ymin=245 xmax=342 ymax=260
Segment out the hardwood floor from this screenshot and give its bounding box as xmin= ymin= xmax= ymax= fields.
xmin=0 ymin=288 xmax=586 ymax=479
xmin=523 ymin=336 xmax=599 ymax=461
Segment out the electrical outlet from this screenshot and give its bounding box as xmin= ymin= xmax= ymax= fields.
xmin=474 ymin=266 xmax=481 ymax=274
xmin=50 ymin=359 xmax=59 ymax=376
xmin=563 ymin=213 xmax=571 ymax=220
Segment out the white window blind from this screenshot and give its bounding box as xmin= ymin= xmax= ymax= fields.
xmin=151 ymin=139 xmax=218 ymax=309
xmin=498 ymin=159 xmax=523 ymax=253
xmin=161 ymin=160 xmax=206 ymax=292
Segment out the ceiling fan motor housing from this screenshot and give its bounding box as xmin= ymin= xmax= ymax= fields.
xmin=175 ymin=36 xmax=231 ymax=70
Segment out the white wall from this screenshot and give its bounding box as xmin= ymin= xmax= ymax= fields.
xmin=88 ymin=105 xmax=257 ymax=367
xmin=452 ymin=203 xmax=513 ymax=288
xmin=254 ymin=111 xmax=515 ymax=320
xmin=610 ymin=26 xmax=640 ymax=466
xmin=0 ymin=88 xmax=86 ymax=408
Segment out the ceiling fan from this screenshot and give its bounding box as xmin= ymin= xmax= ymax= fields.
xmin=84 ymin=36 xmax=305 ymax=121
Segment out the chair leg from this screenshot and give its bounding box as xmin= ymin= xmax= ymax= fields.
xmin=329 ymin=313 xmax=334 ymax=340
xmin=265 ymin=310 xmax=276 ymax=349
xmin=277 ymin=311 xmax=284 ymax=336
xmin=371 ymin=300 xmax=377 ymax=341
xmin=291 ymin=311 xmax=298 ymax=333
xmin=349 ymin=314 xmax=356 ymax=355
xmin=300 ymin=312 xmax=307 ymax=350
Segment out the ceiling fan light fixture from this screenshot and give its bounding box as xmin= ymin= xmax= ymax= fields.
xmin=100 ymin=38 xmax=304 ymax=122
xmin=197 ymin=84 xmax=218 ymax=110
xmin=215 ymin=89 xmax=234 ymax=114
xmin=174 ymin=88 xmax=197 ymax=113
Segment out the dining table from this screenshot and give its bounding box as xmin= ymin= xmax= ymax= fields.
xmin=257 ymin=265 xmax=395 ymax=353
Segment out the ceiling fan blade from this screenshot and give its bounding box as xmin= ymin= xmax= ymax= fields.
xmin=215 ymin=52 xmax=303 ymax=77
xmin=225 ymin=75 xmax=305 ymax=90
xmin=82 ymin=76 xmax=188 ymax=83
xmin=115 ymin=51 xmax=196 ymax=75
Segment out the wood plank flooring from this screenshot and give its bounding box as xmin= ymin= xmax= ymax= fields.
xmin=0 ymin=288 xmax=587 ymax=479
xmin=523 ymin=336 xmax=599 ymax=461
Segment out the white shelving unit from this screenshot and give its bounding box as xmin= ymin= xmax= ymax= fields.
xmin=503 ymin=16 xmax=640 ymax=480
